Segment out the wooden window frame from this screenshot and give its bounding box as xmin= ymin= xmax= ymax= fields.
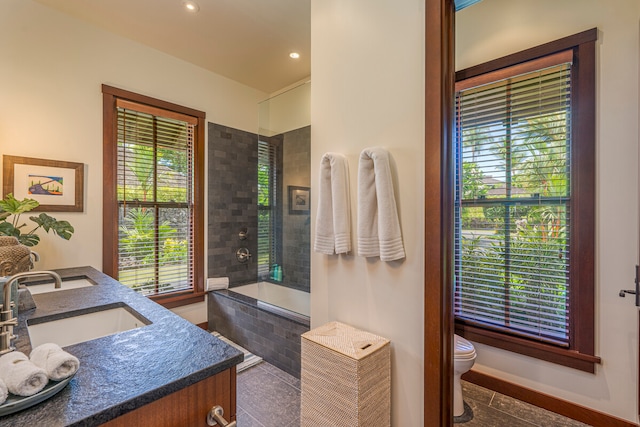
xmin=454 ymin=29 xmax=600 ymax=373
xmin=102 ymin=85 xmax=205 ymax=308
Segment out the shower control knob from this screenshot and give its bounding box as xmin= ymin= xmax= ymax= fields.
xmin=236 ymin=248 xmax=252 ymax=263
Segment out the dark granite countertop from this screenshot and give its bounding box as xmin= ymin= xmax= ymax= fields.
xmin=0 ymin=266 xmax=243 ymax=426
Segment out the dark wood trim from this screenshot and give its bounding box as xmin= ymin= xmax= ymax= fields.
xmin=455 ymin=28 xmax=597 ymax=81
xmin=424 ymin=0 xmax=455 ymax=425
xmin=102 ymin=91 xmax=119 ymax=278
xmin=196 ymin=321 xmax=209 ymax=330
xmin=152 ymin=292 xmax=205 ymax=308
xmin=101 ymin=85 xmax=205 ymax=298
xmin=193 ymin=114 xmax=206 ymax=295
xmin=456 ymin=324 xmax=600 ymax=373
xmin=463 ymin=370 xmax=639 ymax=427
xmin=102 ymin=84 xmax=206 ymax=119
xmin=570 ymin=38 xmax=596 ymax=358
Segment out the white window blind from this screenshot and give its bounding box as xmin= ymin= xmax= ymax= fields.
xmin=257 ymin=140 xmax=277 ymax=279
xmin=454 ymin=60 xmax=572 ymax=345
xmin=116 ymin=105 xmax=195 ymax=296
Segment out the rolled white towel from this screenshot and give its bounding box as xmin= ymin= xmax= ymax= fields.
xmin=30 ymin=343 xmax=80 ymax=381
xmin=0 ymin=378 xmax=7 ymax=405
xmin=0 ymin=351 xmax=48 ymax=396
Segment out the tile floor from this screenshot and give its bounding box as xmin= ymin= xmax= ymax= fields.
xmin=236 ymin=363 xmax=589 ymax=427
xmin=237 ymin=362 xmax=301 ymax=427
xmin=455 ymin=381 xmax=590 ymax=426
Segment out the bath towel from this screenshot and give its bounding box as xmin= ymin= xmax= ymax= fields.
xmin=314 ymin=153 xmax=352 ymax=254
xmin=30 ymin=343 xmax=80 ymax=381
xmin=357 ymin=147 xmax=405 ymax=261
xmin=0 ymin=351 xmax=48 ymax=396
xmin=0 ymin=378 xmax=7 ymax=405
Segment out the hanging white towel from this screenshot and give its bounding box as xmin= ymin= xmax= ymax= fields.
xmin=314 ymin=153 xmax=352 ymax=254
xmin=357 ymin=147 xmax=405 ymax=261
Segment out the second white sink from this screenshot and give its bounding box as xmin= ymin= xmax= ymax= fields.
xmin=26 ymin=278 xmax=95 ymax=295
xmin=28 ymin=304 xmax=150 ymax=348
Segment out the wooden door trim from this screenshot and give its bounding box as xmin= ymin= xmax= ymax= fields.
xmin=424 ymin=0 xmax=455 ymax=425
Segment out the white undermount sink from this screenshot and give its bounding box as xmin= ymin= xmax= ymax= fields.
xmin=25 ymin=277 xmax=95 ymax=295
xmin=27 ymin=304 xmax=150 ymax=348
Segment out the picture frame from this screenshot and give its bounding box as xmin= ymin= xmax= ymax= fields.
xmin=288 ymin=185 xmax=310 ymax=214
xmin=3 ymin=155 xmax=84 ymax=212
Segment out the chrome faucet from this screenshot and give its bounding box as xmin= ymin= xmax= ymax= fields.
xmin=0 ymin=270 xmax=62 ymax=355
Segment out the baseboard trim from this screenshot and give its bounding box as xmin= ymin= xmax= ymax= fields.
xmin=462 ymin=370 xmax=638 ymax=427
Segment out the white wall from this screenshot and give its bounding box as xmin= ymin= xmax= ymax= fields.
xmin=0 ymin=0 xmax=266 ymax=324
xmin=457 ymin=0 xmax=640 ymax=422
xmin=311 ymin=1 xmax=425 ymax=425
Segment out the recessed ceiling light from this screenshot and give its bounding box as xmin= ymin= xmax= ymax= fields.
xmin=183 ymin=1 xmax=199 ymax=12
xmin=289 ymin=52 xmax=300 ymax=59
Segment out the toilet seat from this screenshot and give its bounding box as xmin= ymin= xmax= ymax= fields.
xmin=454 ymin=334 xmax=476 ymax=360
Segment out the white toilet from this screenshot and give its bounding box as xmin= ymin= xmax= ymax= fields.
xmin=454 ymin=334 xmax=477 ymax=417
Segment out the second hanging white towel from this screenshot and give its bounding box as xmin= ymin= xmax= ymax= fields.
xmin=314 ymin=152 xmax=352 ymax=255
xmin=357 ymin=147 xmax=405 ymax=261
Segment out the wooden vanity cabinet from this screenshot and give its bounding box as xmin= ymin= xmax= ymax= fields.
xmin=102 ymin=367 xmax=236 ymax=427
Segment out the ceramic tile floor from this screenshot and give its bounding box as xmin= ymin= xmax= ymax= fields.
xmin=236 ymin=361 xmax=301 ymax=427
xmin=237 ymin=364 xmax=589 ymax=427
xmin=455 ymin=380 xmax=591 ymax=426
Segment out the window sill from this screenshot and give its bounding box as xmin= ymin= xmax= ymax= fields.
xmin=455 ymin=322 xmax=601 ymax=373
xmin=151 ymin=291 xmax=205 ymax=309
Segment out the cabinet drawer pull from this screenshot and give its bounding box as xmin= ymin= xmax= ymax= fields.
xmin=207 ymin=405 xmax=236 ymax=427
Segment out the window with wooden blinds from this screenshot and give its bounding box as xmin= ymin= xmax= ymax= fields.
xmin=453 ymin=29 xmax=599 ymax=372
xmin=102 ymin=85 xmax=205 ymax=305
xmin=257 ymin=140 xmax=277 ymax=279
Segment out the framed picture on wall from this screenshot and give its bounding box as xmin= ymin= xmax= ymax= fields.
xmin=288 ymin=186 xmax=310 ymax=214
xmin=3 ymin=155 xmax=84 ymax=212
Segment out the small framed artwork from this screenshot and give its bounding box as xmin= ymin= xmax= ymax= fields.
xmin=3 ymin=155 xmax=84 ymax=212
xmin=288 ymin=186 xmax=310 ymax=214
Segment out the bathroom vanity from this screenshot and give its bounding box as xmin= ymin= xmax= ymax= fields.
xmin=0 ymin=266 xmax=242 ymax=426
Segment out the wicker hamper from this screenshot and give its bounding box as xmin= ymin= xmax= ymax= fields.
xmin=301 ymin=321 xmax=390 ymax=427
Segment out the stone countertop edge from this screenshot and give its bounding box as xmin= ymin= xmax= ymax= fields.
xmin=0 ymin=266 xmax=243 ymax=427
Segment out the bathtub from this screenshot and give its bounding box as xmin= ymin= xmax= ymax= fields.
xmin=208 ymin=281 xmax=310 ymax=378
xmin=230 ymin=281 xmax=310 ymax=317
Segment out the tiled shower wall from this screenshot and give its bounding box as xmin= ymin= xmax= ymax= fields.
xmin=207 ymin=123 xmax=258 ymax=284
xmin=208 ymin=122 xmax=310 ymax=292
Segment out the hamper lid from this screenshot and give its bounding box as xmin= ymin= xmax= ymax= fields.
xmin=302 ymin=321 xmax=390 ymax=360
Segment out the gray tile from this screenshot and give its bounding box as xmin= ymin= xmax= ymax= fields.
xmin=237 ymin=363 xmax=300 ymax=427
xmin=462 ymin=380 xmax=494 ymax=406
xmin=237 ymin=407 xmax=265 ymax=427
xmin=490 ymin=393 xmax=590 ymax=427
xmin=458 ymin=397 xmax=538 ymax=427
xmin=285 ymin=416 xmax=301 ymax=427
xmin=260 ymin=362 xmax=301 ymax=390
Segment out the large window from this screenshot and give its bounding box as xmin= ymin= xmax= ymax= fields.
xmin=454 ymin=30 xmax=599 ymax=372
xmin=102 ymin=86 xmax=205 ymax=307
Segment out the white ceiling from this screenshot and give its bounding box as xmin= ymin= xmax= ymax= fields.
xmin=34 ymin=0 xmax=311 ymax=94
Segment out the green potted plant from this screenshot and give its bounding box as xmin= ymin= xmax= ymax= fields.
xmin=0 ymin=193 xmax=74 ymax=247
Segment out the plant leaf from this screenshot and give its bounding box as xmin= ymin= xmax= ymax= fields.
xmin=0 ymin=194 xmax=39 ymax=214
xmin=0 ymin=221 xmax=19 ymax=237
xmin=29 ymin=214 xmax=74 ymax=240
xmin=18 ymin=234 xmax=40 ymax=247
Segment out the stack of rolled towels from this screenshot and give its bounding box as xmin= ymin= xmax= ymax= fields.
xmin=0 ymin=343 xmax=79 ymax=405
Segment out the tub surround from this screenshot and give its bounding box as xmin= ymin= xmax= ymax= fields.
xmin=209 ymin=289 xmax=309 ymax=378
xmin=1 ymin=266 xmax=243 ymax=426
